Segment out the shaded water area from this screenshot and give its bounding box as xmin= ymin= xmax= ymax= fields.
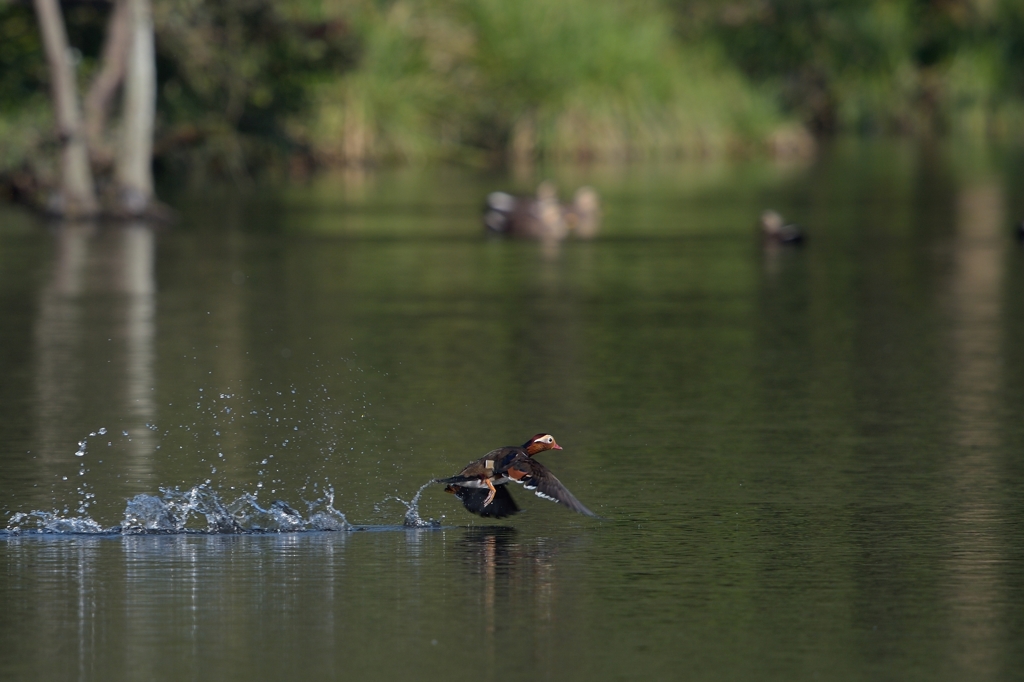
xmin=3 ymin=141 xmax=1024 ymax=680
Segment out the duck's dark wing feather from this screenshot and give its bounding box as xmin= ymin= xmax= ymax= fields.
xmin=435 ymin=446 xmax=523 ymax=484
xmin=447 ymin=485 xmax=521 ymax=518
xmin=503 ymin=457 xmax=599 ymax=518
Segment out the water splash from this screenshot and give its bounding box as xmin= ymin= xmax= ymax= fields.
xmin=5 ymin=483 xmax=355 ymax=535
xmin=302 ymin=486 xmax=351 ymax=531
xmin=121 ymin=484 xmax=241 ymax=533
xmin=5 ymin=511 xmax=106 ymax=534
xmin=398 ymin=480 xmax=442 ymax=528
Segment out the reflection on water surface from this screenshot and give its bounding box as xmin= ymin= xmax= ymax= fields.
xmin=3 ymin=144 xmax=1024 ymax=680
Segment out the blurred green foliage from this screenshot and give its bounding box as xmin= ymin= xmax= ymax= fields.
xmin=151 ymin=0 xmax=356 ymax=177
xmin=672 ymin=0 xmax=1024 ymax=136
xmin=1 ymin=0 xmax=1024 ymax=181
xmin=296 ymin=0 xmax=784 ymax=165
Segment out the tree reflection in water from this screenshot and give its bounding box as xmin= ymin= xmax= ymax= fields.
xmin=33 ymin=222 xmax=157 ymax=509
xmin=946 ymin=181 xmax=1005 ymax=680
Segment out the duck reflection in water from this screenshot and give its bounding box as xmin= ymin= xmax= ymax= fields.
xmin=455 ymin=527 xmax=564 ymax=637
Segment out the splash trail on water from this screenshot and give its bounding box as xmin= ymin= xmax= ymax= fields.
xmin=3 ymin=480 xmax=455 ymax=535
xmin=3 ymin=483 xmax=360 ymax=535
xmin=6 ymin=409 xmax=450 ymax=535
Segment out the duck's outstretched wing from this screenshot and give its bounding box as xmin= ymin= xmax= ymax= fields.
xmin=434 ymin=447 xmax=523 ymax=484
xmin=446 ymin=484 xmax=521 ymax=518
xmin=503 ymin=457 xmax=599 ymax=518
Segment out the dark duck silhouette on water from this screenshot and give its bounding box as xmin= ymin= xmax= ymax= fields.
xmin=484 ymin=183 xmax=600 ymax=240
xmin=484 ymin=181 xmax=565 ymax=239
xmin=435 ymin=433 xmax=598 ymax=519
xmin=760 ymin=209 xmax=805 ymax=245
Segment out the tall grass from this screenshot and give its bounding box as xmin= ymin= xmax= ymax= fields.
xmin=468 ymin=0 xmax=785 ymax=160
xmin=299 ymin=0 xmax=793 ymax=165
xmin=302 ymin=3 xmax=455 ymax=164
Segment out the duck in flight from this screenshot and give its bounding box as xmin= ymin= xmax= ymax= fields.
xmin=436 ymin=434 xmax=598 ymax=519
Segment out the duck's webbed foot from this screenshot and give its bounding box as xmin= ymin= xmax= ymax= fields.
xmin=483 ymin=478 xmax=497 ymax=507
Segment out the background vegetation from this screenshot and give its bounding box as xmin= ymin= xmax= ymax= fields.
xmin=2 ymin=0 xmax=1024 ymax=188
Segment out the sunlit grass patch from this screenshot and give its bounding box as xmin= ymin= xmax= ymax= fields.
xmin=299 ymin=0 xmax=795 ymax=165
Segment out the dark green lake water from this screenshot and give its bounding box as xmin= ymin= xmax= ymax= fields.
xmin=2 ymin=141 xmax=1024 ymax=680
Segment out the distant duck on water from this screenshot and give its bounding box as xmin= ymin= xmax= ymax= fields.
xmin=564 ymin=186 xmax=601 ymax=239
xmin=435 ymin=433 xmax=598 ymax=519
xmin=484 ymin=182 xmax=600 ymax=240
xmin=760 ymin=209 xmax=805 ymax=245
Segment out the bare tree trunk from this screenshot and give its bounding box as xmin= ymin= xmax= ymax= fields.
xmin=33 ymin=0 xmax=98 ymax=218
xmin=85 ymin=0 xmax=131 ymax=168
xmin=116 ymin=0 xmax=156 ymax=215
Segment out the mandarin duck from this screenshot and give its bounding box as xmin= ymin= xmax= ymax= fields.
xmin=436 ymin=433 xmax=597 ymax=519
xmin=564 ymin=186 xmax=601 ymax=239
xmin=483 ymin=182 xmax=567 ymax=240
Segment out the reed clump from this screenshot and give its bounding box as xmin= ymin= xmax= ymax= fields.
xmin=294 ymin=0 xmax=793 ymax=166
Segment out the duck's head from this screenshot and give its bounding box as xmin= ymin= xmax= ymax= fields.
xmin=535 ymin=181 xmax=567 ymax=240
xmin=760 ymin=209 xmax=784 ymax=236
xmin=523 ymin=433 xmax=562 ymax=456
xmin=574 ymin=187 xmax=600 ymax=215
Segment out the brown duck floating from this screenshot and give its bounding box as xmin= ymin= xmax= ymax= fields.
xmin=484 ymin=183 xmax=600 ymax=240
xmin=564 ymin=186 xmax=601 ymax=239
xmin=436 ymin=433 xmax=598 ymax=519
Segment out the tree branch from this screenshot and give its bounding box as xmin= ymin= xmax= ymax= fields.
xmin=33 ymin=0 xmax=98 ymax=217
xmin=84 ymin=0 xmax=131 ymax=168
